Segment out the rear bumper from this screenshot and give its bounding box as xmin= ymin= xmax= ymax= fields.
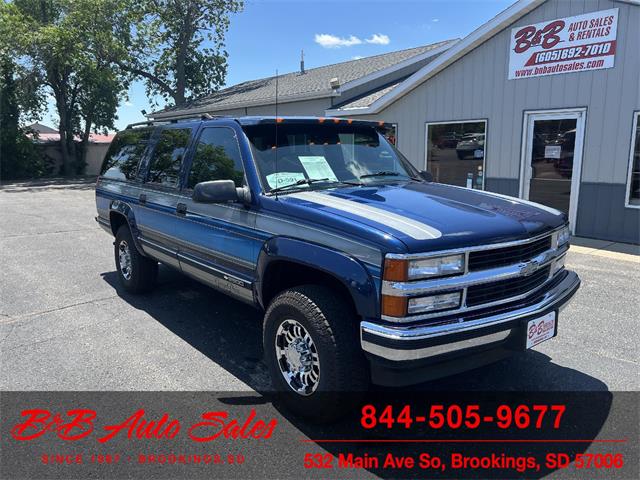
xmin=361 ymin=270 xmax=580 ymax=386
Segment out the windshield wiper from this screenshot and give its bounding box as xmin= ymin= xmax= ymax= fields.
xmin=270 ymin=177 xmax=330 ymax=194
xmin=359 ymin=171 xmax=401 ymax=179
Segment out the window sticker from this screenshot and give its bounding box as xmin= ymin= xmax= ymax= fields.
xmin=265 ymin=171 xmax=307 ymax=189
xmin=298 ymin=156 xmax=339 ymax=182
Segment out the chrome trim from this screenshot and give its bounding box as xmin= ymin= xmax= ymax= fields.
xmin=382 ymin=245 xmax=564 ymax=297
xmin=385 ymin=226 xmax=564 ymax=260
xmin=177 ymin=252 xmax=250 ymax=287
xmin=361 ymin=270 xmax=580 ymax=362
xmin=381 ymin=243 xmax=568 ymax=322
xmin=363 ymin=330 xmax=512 ymax=362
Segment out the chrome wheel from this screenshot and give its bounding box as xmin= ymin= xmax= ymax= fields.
xmin=275 ymin=319 xmax=320 ymax=395
xmin=118 ymin=240 xmax=132 ymax=281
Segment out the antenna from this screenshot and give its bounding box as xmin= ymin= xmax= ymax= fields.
xmin=274 ymin=69 xmax=279 ymax=200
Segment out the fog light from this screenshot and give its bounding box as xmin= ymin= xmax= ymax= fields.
xmin=407 ymin=292 xmax=461 ymax=314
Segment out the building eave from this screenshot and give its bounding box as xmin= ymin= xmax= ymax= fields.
xmin=326 ymin=0 xmax=547 ymax=116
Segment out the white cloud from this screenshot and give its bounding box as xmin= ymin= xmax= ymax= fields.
xmin=432 ymin=18 xmax=439 ymax=22
xmin=314 ymin=33 xmax=362 ymax=48
xmin=124 ymin=101 xmax=134 ymax=107
xmin=352 ymin=56 xmax=364 ymax=60
xmin=365 ymin=33 xmax=390 ymax=45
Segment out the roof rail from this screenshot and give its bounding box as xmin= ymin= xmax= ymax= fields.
xmin=125 ymin=113 xmax=221 ymax=129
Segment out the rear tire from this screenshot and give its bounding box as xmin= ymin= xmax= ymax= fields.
xmin=263 ymin=285 xmax=369 ymax=422
xmin=114 ymin=225 xmax=157 ymax=293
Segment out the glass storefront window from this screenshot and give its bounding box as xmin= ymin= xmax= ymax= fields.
xmin=426 ymin=121 xmax=486 ymax=189
xmin=626 ymin=112 xmax=640 ymax=207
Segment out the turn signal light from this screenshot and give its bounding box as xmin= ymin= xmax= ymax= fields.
xmin=381 ymin=295 xmax=407 ymax=317
xmin=383 ymin=258 xmax=408 ymax=282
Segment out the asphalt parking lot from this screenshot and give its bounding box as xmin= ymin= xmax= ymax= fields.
xmin=1 ymin=179 xmax=638 ymax=392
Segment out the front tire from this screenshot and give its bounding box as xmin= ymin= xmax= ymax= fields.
xmin=263 ymin=285 xmax=369 ymax=422
xmin=114 ymin=225 xmax=158 ymax=293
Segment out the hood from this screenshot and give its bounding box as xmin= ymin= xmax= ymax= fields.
xmin=278 ymin=181 xmax=566 ymax=253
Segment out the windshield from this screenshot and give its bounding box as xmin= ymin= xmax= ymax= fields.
xmin=242 ymin=123 xmax=419 ymax=193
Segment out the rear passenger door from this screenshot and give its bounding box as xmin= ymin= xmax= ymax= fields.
xmin=174 ymin=126 xmax=257 ymax=303
xmin=135 ymin=126 xmax=194 ymax=270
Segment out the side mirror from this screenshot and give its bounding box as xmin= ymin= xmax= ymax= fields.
xmin=419 ymin=170 xmax=434 ymax=182
xmin=193 ymin=180 xmax=239 ymax=203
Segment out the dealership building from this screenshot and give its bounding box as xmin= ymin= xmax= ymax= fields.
xmin=153 ymin=0 xmax=640 ymax=244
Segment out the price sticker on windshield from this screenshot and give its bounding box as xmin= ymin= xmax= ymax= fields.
xmin=298 ymin=156 xmax=339 ymax=182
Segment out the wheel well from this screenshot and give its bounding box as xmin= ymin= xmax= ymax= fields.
xmin=261 ymin=261 xmax=358 ymax=317
xmin=109 ymin=211 xmax=128 ymax=236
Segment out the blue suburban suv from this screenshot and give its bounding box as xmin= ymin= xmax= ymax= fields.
xmin=96 ymin=116 xmax=580 ymax=418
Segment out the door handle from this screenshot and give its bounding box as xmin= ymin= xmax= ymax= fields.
xmin=176 ymin=203 xmax=187 ymax=215
xmin=139 ymin=193 xmax=146 ymax=204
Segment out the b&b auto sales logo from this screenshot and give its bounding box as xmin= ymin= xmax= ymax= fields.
xmin=508 ymin=8 xmax=619 ymax=79
xmin=10 ymin=408 xmax=277 ymax=443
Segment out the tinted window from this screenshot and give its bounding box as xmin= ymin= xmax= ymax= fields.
xmin=628 ymin=112 xmax=640 ymax=206
xmin=147 ymin=128 xmax=192 ymax=188
xmin=100 ymin=128 xmax=152 ymax=180
xmin=187 ymin=127 xmax=245 ymax=188
xmin=426 ymin=121 xmax=486 ymax=189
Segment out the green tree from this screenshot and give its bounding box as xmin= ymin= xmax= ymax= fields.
xmin=1 ymin=0 xmax=127 ymax=175
xmin=0 ymin=56 xmax=45 ymax=180
xmin=109 ymin=0 xmax=243 ymax=107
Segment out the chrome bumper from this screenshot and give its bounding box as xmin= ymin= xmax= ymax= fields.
xmin=361 ymin=270 xmax=580 ymax=362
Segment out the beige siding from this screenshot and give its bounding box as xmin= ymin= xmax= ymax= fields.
xmin=210 ymin=98 xmax=332 ymax=117
xmin=370 ymin=0 xmax=639 ymax=185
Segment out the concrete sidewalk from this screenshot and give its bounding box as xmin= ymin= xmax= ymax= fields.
xmin=571 ymin=236 xmax=639 ymax=263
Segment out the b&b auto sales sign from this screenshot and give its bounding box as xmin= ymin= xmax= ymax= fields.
xmin=508 ymin=8 xmax=618 ymax=80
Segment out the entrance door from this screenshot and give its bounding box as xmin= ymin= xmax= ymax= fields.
xmin=520 ymin=109 xmax=586 ymax=232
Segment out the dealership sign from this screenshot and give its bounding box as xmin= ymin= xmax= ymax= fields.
xmin=508 ymin=8 xmax=618 ymax=80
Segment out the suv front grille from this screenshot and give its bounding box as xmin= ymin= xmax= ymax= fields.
xmin=468 ymin=236 xmax=552 ymax=271
xmin=465 ymin=266 xmax=551 ymax=307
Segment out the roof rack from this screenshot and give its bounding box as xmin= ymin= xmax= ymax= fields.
xmin=125 ymin=113 xmax=221 ymax=130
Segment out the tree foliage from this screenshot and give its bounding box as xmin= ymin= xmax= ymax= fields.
xmin=1 ymin=0 xmax=127 ymax=174
xmin=108 ymin=0 xmax=243 ymax=107
xmin=0 ymin=56 xmax=46 ymax=180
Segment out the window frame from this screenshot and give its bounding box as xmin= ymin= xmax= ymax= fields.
xmin=424 ymin=118 xmax=488 ymax=190
xmin=624 ymin=111 xmax=640 ymax=209
xmin=143 ymin=125 xmax=195 ymax=191
xmin=181 ymin=125 xmax=248 ymax=193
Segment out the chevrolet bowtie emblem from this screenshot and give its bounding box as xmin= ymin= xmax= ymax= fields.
xmin=518 ymin=260 xmax=540 ymax=277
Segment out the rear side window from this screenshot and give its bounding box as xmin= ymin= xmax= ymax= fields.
xmin=146 ymin=128 xmax=192 ymax=188
xmin=187 ymin=127 xmax=245 ymax=189
xmin=100 ymin=128 xmax=152 ymax=180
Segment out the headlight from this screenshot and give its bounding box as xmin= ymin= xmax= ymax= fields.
xmin=384 ymin=254 xmax=465 ymax=281
xmin=557 ymin=225 xmax=570 ymax=246
xmin=407 ymin=292 xmax=461 ymax=314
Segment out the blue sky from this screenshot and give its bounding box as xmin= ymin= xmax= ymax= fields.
xmin=43 ymin=0 xmax=514 ymax=130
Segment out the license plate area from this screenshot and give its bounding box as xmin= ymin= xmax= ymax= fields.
xmin=526 ymin=311 xmax=557 ymax=349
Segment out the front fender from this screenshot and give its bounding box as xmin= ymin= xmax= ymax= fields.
xmin=255 ymin=236 xmax=379 ymax=318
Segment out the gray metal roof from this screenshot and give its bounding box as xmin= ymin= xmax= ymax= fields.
xmin=155 ymin=40 xmax=455 ymax=115
xmin=333 ymin=81 xmax=403 ymax=110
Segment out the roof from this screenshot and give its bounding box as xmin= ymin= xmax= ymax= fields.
xmin=152 ymin=40 xmax=458 ymax=118
xmin=327 ymin=0 xmax=547 ymax=116
xmin=332 ymin=81 xmax=402 ymax=111
xmin=29 ymin=132 xmax=115 ymax=144
xmin=27 ymin=122 xmax=58 ymax=134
